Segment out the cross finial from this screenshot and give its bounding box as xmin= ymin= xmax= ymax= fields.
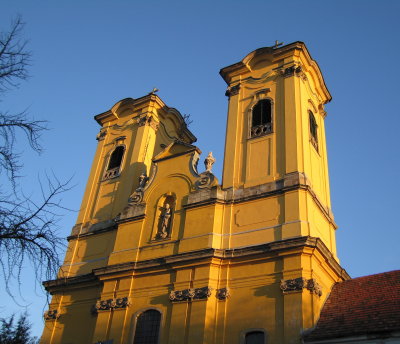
xmin=149 ymin=87 xmax=159 ymax=95
xmin=272 ymin=40 xmax=283 ymax=49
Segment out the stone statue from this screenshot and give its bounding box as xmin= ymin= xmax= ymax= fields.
xmin=137 ymin=172 xmax=148 ymax=190
xmin=204 ymin=152 xmax=215 ymax=172
xmin=157 ymin=203 xmax=172 ymax=239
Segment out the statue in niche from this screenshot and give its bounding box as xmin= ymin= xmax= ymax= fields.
xmin=156 ymin=203 xmax=172 ymax=239
xmin=204 ymin=152 xmax=215 ymax=172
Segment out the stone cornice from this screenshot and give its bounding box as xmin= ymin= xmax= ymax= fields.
xmin=68 ymin=172 xmax=336 ymax=241
xmin=186 ymin=172 xmax=336 ymax=228
xmin=43 ymin=273 xmax=100 ymax=294
xmin=43 ymin=236 xmax=349 ymax=293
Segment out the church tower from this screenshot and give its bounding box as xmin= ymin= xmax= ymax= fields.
xmin=41 ymin=42 xmax=349 ymax=344
xmin=220 ymin=41 xmax=337 ymax=257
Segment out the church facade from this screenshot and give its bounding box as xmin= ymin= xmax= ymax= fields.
xmin=41 ymin=42 xmax=350 ymax=344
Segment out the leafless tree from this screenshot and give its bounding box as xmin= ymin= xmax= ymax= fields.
xmin=0 ymin=16 xmax=30 ymax=92
xmin=0 ymin=16 xmax=69 ymax=297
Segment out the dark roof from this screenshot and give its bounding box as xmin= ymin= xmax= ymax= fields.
xmin=303 ymin=270 xmax=400 ymax=342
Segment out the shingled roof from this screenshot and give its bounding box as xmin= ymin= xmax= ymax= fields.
xmin=303 ymin=270 xmax=400 ymax=342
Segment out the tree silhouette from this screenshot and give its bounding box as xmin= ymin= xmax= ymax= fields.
xmin=0 ymin=313 xmax=38 ymax=344
xmin=0 ymin=16 xmax=69 ymax=297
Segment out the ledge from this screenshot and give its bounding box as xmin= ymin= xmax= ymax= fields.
xmin=44 ymin=236 xmax=349 ymax=292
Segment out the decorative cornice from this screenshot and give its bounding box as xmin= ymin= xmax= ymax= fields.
xmin=43 ymin=236 xmax=349 ymax=294
xmin=169 ymin=286 xmax=212 ymax=302
xmin=43 ymin=273 xmax=100 ymax=293
xmin=185 ymin=172 xmax=336 ymax=228
xmin=280 ymin=277 xmax=322 ymax=297
xmin=93 ymin=297 xmax=130 ymax=313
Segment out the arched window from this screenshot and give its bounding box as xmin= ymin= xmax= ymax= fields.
xmin=251 ymin=99 xmax=272 ymax=138
xmin=309 ymin=111 xmax=318 ymax=151
xmin=245 ymin=330 xmax=265 ymax=344
xmin=103 ymin=145 xmax=125 ymax=180
xmin=133 ymin=310 xmax=161 ymax=344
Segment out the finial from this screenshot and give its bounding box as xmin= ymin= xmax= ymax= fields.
xmin=204 ymin=152 xmax=216 ymax=172
xmin=272 ymin=40 xmax=283 ymax=49
xmin=149 ymin=87 xmax=159 ymax=95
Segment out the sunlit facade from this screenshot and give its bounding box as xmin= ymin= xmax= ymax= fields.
xmin=41 ymin=42 xmax=350 ymax=344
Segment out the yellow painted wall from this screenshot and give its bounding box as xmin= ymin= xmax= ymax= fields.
xmin=41 ymin=42 xmax=348 ymax=344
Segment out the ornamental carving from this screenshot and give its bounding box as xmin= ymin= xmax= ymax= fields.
xmin=280 ymin=278 xmax=322 ymax=297
xmin=195 ymin=152 xmax=217 ymax=190
xmin=93 ymin=297 xmax=130 ymax=313
xmin=128 ymin=172 xmax=149 ymax=205
xmin=216 ymin=288 xmax=230 ymax=300
xmin=204 ymin=152 xmax=216 ymax=172
xmin=96 ymin=128 xmax=107 ymax=141
xmin=277 ymin=65 xmax=306 ymax=79
xmin=169 ymin=286 xmax=213 ymax=302
xmin=306 ymin=278 xmax=323 ymax=296
xmin=195 ymin=171 xmax=216 ymax=189
xmin=44 ymin=309 xmax=59 ymax=321
xmin=225 ymin=84 xmax=240 ymax=97
xmin=137 ymin=115 xmax=159 ymax=131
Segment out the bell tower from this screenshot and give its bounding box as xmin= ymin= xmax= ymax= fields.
xmin=220 ymin=41 xmax=337 ymax=256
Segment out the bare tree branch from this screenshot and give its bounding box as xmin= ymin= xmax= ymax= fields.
xmin=0 ymin=16 xmax=31 ymax=93
xmin=0 ymin=16 xmax=70 ymax=301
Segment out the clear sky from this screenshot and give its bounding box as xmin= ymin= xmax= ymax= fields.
xmin=1 ymin=0 xmax=399 ymax=339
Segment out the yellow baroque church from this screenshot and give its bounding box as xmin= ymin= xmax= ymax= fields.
xmin=41 ymin=41 xmax=351 ymax=344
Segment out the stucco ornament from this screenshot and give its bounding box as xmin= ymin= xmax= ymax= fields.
xmin=169 ymin=286 xmax=213 ymax=302
xmin=280 ymin=277 xmax=322 ymax=297
xmin=44 ymin=309 xmax=60 ymax=321
xmin=195 ymin=152 xmax=218 ymax=190
xmin=216 ymin=288 xmax=230 ymax=300
xmin=96 ymin=128 xmax=107 ymax=141
xmin=128 ymin=172 xmax=149 ymax=205
xmin=93 ymin=297 xmax=130 ymax=313
xmin=204 ymin=152 xmax=216 ymax=172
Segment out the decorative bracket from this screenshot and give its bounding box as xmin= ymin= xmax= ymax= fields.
xmin=169 ymin=286 xmax=213 ymax=302
xmin=225 ymin=84 xmax=241 ymax=97
xmin=137 ymin=115 xmax=159 ymax=131
xmin=44 ymin=309 xmax=60 ymax=321
xmin=280 ymin=278 xmax=322 ymax=297
xmin=216 ymin=288 xmax=230 ymax=300
xmin=96 ymin=128 xmax=107 ymax=141
xmin=93 ymin=297 xmax=130 ymax=313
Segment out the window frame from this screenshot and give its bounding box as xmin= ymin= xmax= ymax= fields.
xmin=240 ymin=328 xmax=268 ymax=344
xmin=130 ymin=308 xmax=163 ymax=344
xmin=102 ymin=144 xmax=126 ymax=181
xmin=248 ymin=97 xmax=274 ymax=139
xmin=308 ymin=110 xmax=319 ymax=152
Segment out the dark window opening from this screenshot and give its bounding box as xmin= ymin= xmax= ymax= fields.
xmin=108 ymin=146 xmax=124 ymax=170
xmin=245 ymin=331 xmax=265 ymax=344
xmin=309 ymin=111 xmax=318 ymax=151
xmin=251 ymin=99 xmax=272 ymax=138
xmin=103 ymin=146 xmax=124 ymax=180
xmin=133 ymin=310 xmax=161 ymax=344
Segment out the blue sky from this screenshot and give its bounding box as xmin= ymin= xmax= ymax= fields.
xmin=1 ymin=0 xmax=399 ymax=338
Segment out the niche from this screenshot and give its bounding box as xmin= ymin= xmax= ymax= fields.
xmin=153 ymin=194 xmax=176 ymax=240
